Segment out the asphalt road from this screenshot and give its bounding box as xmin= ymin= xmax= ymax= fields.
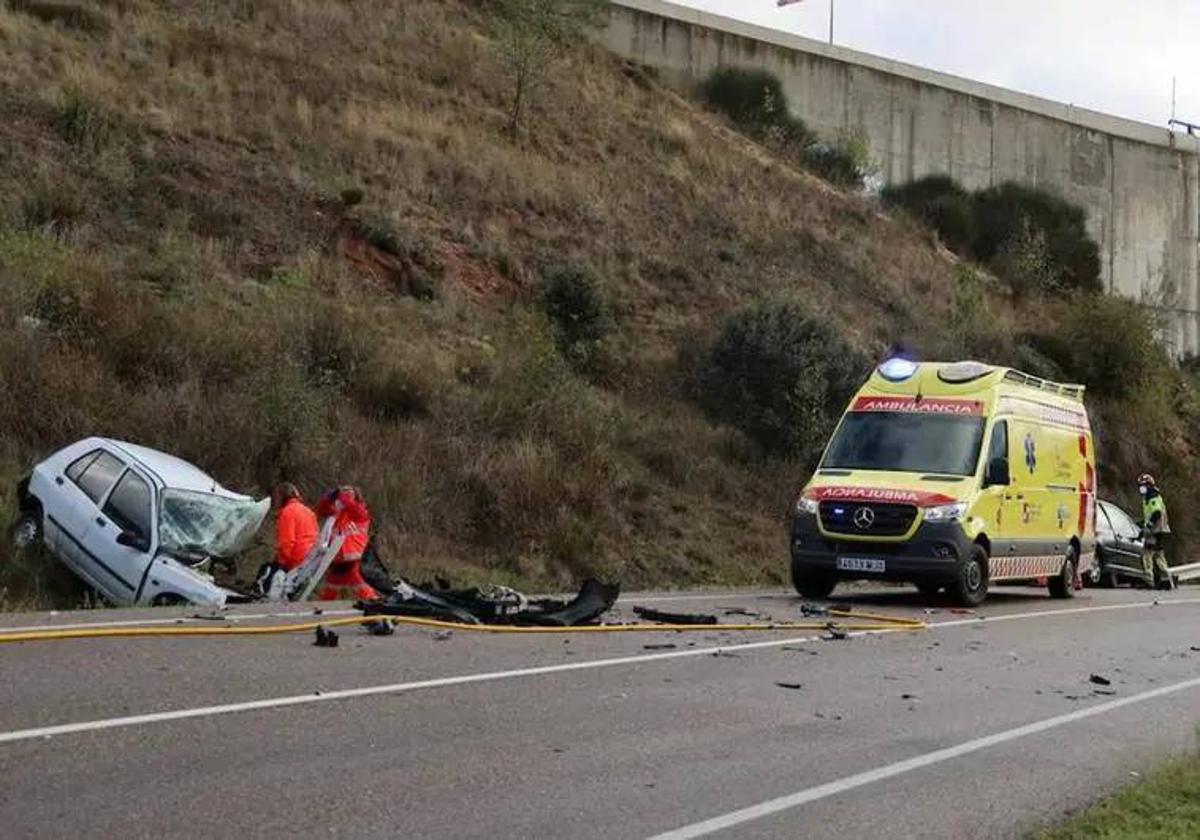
xmin=2 ymin=586 xmax=1200 ymax=839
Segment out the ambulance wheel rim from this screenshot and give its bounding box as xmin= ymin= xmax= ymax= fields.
xmin=965 ymin=559 xmax=982 ymax=591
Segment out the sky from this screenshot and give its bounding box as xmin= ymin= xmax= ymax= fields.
xmin=678 ymin=1 xmax=1199 ymax=130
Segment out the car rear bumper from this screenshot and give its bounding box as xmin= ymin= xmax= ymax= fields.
xmin=790 ymin=513 xmax=974 ymax=584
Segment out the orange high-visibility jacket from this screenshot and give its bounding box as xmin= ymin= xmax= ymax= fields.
xmin=315 ymin=489 xmax=370 ymax=562
xmin=275 ymin=498 xmax=319 ymax=571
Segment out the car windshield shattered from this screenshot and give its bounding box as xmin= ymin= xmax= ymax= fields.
xmin=159 ymin=490 xmax=269 ymax=558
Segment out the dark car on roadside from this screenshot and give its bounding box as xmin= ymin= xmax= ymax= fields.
xmin=1092 ymin=499 xmax=1158 ymax=588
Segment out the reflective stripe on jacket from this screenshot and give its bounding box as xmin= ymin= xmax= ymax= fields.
xmin=1143 ymin=493 xmax=1170 ymax=534
xmin=315 ymin=490 xmax=371 ymax=562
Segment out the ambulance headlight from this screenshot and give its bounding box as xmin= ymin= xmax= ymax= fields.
xmin=795 ymin=496 xmax=820 ymax=516
xmin=924 ymin=502 xmax=968 ymax=523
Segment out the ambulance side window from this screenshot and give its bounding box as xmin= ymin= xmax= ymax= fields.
xmin=988 ymin=421 xmax=1008 ymax=461
xmin=983 ymin=420 xmax=1009 ymax=485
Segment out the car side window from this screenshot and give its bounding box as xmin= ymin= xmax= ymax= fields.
xmin=73 ymin=451 xmax=126 ymax=505
xmin=103 ymin=470 xmax=152 ymax=540
xmin=1095 ymin=505 xmax=1115 ymax=539
xmin=65 ymin=450 xmax=100 ymax=483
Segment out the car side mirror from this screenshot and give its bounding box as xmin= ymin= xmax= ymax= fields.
xmin=984 ymin=457 xmax=1010 ymax=487
xmin=116 ymin=531 xmax=150 ymax=553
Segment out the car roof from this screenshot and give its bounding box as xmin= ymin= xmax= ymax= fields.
xmin=101 ymin=439 xmax=244 ymax=498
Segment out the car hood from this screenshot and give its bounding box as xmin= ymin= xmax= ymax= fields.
xmin=803 ymin=470 xmax=972 ymax=508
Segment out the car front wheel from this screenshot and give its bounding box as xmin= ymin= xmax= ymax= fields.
xmin=792 ymin=567 xmax=837 ymax=600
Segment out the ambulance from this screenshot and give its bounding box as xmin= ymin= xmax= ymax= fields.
xmin=790 ymin=359 xmax=1097 ymax=606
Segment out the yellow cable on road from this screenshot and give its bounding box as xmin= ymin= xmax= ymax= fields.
xmin=0 ymin=608 xmax=923 ymax=644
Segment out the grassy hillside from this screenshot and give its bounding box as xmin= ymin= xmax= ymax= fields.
xmin=0 ymin=0 xmax=1191 ymax=607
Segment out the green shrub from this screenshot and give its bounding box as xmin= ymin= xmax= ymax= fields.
xmin=881 ymin=175 xmax=975 ymax=252
xmin=538 ymin=265 xmax=612 ymax=371
xmin=700 ymin=67 xmax=810 ymax=147
xmin=697 ymin=300 xmax=865 ymax=462
xmin=972 ymin=182 xmax=1101 ymax=292
xmin=988 ymin=218 xmax=1058 ymax=299
xmin=803 ymin=133 xmax=874 ymax=189
xmin=1055 ymin=294 xmax=1166 ymax=398
xmin=53 ymin=88 xmax=116 ymax=152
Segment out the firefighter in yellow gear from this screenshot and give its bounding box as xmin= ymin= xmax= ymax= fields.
xmin=1138 ymin=474 xmax=1174 ymax=590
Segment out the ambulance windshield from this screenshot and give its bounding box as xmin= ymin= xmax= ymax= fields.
xmin=821 ymin=412 xmax=986 ymax=476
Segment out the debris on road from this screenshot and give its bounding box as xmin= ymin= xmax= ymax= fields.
xmin=823 ymin=624 xmax=849 ymax=641
xmin=365 ymin=620 xmax=394 ymax=636
xmin=1093 ymin=688 xmax=1117 ymax=696
xmin=633 ymin=606 xmax=718 ymax=626
xmin=1089 ymin=674 xmax=1112 ymax=686
xmin=363 ymin=578 xmax=621 ymax=626
xmin=313 ymin=626 xmax=339 ymax=648
xmin=432 ymin=630 xmax=453 ymax=641
xmin=643 ymin=643 xmax=678 ymax=650
xmin=775 ymin=681 xmax=803 ymax=690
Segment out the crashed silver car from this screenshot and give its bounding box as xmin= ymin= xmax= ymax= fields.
xmin=9 ymin=437 xmax=268 ymax=607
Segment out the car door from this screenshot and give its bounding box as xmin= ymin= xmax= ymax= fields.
xmin=1103 ymin=503 xmax=1146 ymax=580
xmin=980 ymin=419 xmax=1021 ymax=559
xmin=90 ymin=467 xmax=157 ymax=605
xmin=50 ymin=448 xmax=132 ymax=601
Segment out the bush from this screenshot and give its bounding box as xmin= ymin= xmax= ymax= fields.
xmin=700 ymin=68 xmax=809 ymax=146
xmin=697 ymin=300 xmax=865 ymax=462
xmin=988 ymin=218 xmax=1058 ymax=300
xmin=881 ymin=175 xmax=975 ymax=252
xmin=1055 ymin=294 xmax=1166 ymax=398
xmin=538 ymin=265 xmax=612 ymax=372
xmin=972 ymin=182 xmax=1101 ymax=292
xmin=804 ymin=133 xmax=875 ymax=189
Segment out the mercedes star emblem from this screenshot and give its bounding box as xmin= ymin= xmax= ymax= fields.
xmin=853 ymin=507 xmax=876 ymax=529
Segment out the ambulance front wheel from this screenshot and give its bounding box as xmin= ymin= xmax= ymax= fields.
xmin=951 ymin=545 xmax=989 ymax=607
xmin=792 ymin=568 xmax=837 ymax=600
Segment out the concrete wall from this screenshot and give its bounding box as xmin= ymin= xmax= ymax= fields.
xmin=601 ymin=0 xmax=1200 ymax=355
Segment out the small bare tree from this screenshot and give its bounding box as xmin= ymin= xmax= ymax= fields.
xmin=494 ymin=0 xmax=603 ymax=133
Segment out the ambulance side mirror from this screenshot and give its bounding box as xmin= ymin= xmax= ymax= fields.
xmin=984 ymin=457 xmax=1010 ymax=488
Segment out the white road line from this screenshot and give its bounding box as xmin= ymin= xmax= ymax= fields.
xmin=646 ymin=674 xmax=1200 ymax=840
xmin=0 ymin=596 xmax=1196 ymax=746
xmin=0 ymin=633 xmax=826 ymax=745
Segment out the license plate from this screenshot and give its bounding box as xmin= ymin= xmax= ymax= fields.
xmin=837 ymin=557 xmax=886 ymax=573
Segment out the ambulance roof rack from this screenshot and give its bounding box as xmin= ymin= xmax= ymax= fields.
xmin=1002 ymin=369 xmax=1086 ymax=401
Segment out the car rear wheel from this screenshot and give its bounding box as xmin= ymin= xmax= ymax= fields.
xmin=7 ymin=512 xmax=42 ymax=554
xmin=792 ymin=567 xmax=837 ymax=600
xmin=951 ymin=545 xmax=989 ymax=607
xmin=1048 ymin=546 xmax=1078 ymax=599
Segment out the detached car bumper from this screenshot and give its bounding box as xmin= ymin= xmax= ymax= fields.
xmin=790 ymin=513 xmax=973 ymax=583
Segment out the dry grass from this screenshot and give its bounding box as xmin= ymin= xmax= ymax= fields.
xmin=2 ymin=0 xmax=1146 ymax=608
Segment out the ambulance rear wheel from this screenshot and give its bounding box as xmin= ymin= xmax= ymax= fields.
xmin=951 ymin=545 xmax=989 ymax=607
xmin=1048 ymin=546 xmax=1078 ymax=599
xmin=792 ymin=568 xmax=837 ymax=600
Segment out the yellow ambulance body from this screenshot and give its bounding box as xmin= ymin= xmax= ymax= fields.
xmin=790 ymin=360 xmax=1097 ymax=606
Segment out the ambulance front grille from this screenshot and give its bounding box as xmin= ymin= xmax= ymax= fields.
xmin=818 ymin=501 xmax=918 ymax=537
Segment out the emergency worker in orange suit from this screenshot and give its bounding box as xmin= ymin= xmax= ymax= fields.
xmin=273 ymin=482 xmax=319 ymax=573
xmin=314 ymin=486 xmax=379 ymax=601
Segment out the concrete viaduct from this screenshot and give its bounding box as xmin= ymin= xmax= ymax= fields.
xmin=600 ymin=0 xmax=1200 ymax=355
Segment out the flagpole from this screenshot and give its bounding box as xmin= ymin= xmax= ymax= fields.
xmin=828 ymin=0 xmax=834 ymax=44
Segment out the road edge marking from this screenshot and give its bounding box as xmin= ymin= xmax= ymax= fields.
xmin=645 ymin=674 xmax=1200 ymax=840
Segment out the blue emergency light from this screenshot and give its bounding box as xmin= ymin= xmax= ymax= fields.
xmin=878 ymin=357 xmax=918 ymax=382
